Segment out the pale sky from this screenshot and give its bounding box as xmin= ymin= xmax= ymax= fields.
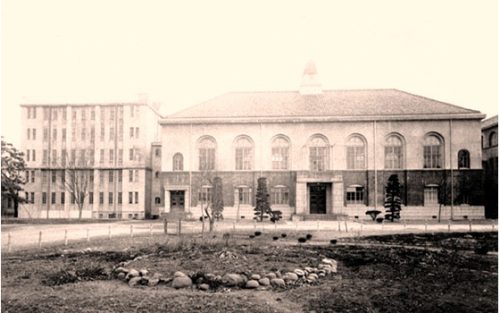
xmin=1 ymin=0 xmax=498 ymax=146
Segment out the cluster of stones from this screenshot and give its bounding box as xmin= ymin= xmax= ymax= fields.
xmin=114 ymin=257 xmax=338 ymax=291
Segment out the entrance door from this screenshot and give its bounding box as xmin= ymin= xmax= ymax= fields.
xmin=309 ymin=183 xmax=327 ymax=214
xmin=170 ymin=191 xmax=185 ymax=212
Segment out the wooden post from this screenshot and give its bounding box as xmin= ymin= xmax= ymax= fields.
xmin=424 ymin=220 xmax=428 ymax=232
xmin=130 ymin=225 xmax=134 ymax=238
xmin=178 ymin=219 xmax=182 ymax=236
xmin=344 ymin=221 xmax=348 ymax=233
xmin=38 ymin=231 xmax=42 ymax=249
xmin=149 ymin=223 xmax=153 ymax=237
xmin=64 ymin=229 xmax=68 ymax=246
xmin=233 ymin=221 xmax=236 ymax=232
xmin=164 ymin=219 xmax=168 ymax=235
xmin=108 ymin=225 xmax=111 ymax=240
xmin=86 ymin=229 xmax=90 ymax=242
xmin=7 ymin=232 xmax=11 ymax=253
xmin=338 ymin=222 xmax=341 ymax=232
xmin=447 ymin=220 xmax=451 ymax=232
xmin=468 ymin=220 xmax=472 ymax=232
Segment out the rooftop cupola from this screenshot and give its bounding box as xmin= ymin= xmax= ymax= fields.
xmin=299 ymin=61 xmax=323 ymax=95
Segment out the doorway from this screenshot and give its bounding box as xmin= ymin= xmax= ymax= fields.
xmin=309 ymin=183 xmax=327 ymax=214
xmin=170 ymin=190 xmax=185 ymax=212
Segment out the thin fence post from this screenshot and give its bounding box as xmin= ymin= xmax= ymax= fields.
xmin=424 ymin=220 xmax=428 ymax=232
xmin=7 ymin=232 xmax=11 ymax=253
xmin=86 ymin=229 xmax=90 ymax=242
xmin=164 ymin=219 xmax=168 ymax=235
xmin=130 ymin=225 xmax=134 ymax=238
xmin=253 ymin=219 xmax=257 ymax=231
xmin=178 ymin=219 xmax=182 ymax=236
xmin=295 ymin=220 xmax=298 ymax=231
xmin=344 ymin=220 xmax=348 ymax=233
xmin=381 ymin=219 xmax=385 ymax=231
xmin=149 ymin=224 xmax=153 ymax=237
xmin=447 ymin=220 xmax=451 ymax=232
xmin=233 ymin=221 xmax=236 ymax=233
xmin=38 ymin=231 xmax=42 ymax=249
xmin=64 ymin=229 xmax=68 ymax=246
xmin=108 ymin=225 xmax=111 ymax=240
xmin=338 ymin=221 xmax=341 ymax=232
xmin=468 ymin=220 xmax=472 ymax=232
xmin=492 ymin=220 xmax=495 ymax=231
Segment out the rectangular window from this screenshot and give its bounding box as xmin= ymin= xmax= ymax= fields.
xmin=129 ymin=149 xmax=134 ymax=161
xmin=51 ymin=171 xmax=56 ymax=183
xmin=109 ymin=192 xmax=113 ymax=204
xmin=271 ymin=187 xmax=289 ymax=205
xmin=32 ymin=107 xmax=37 ymax=118
xmin=109 ymin=171 xmax=113 ymax=182
xmin=70 ymin=149 xmax=76 ymax=163
xmin=62 ymin=109 xmax=66 ymax=120
xmin=100 ymin=149 xmax=104 ymax=163
xmin=100 ymin=124 xmax=105 ymax=141
xmin=43 ymin=150 xmax=48 ymax=164
xmin=89 ymin=192 xmax=94 ymax=204
xmin=346 ymin=186 xmax=364 ymax=204
xmin=27 ymin=107 xmax=31 ymax=119
xmin=52 ymin=129 xmax=57 ymax=140
xmin=199 ymin=148 xmax=215 ymax=171
xmin=99 ymin=192 xmax=104 ymax=204
xmin=118 ymin=192 xmax=122 ymax=204
xmin=135 ymin=170 xmax=139 ymax=182
xmin=43 ymin=128 xmax=48 ymax=141
xmin=89 ymin=172 xmax=94 ymax=183
xmin=89 ymin=149 xmax=94 ymax=165
xmin=42 ymin=192 xmax=47 ymax=204
xmin=130 ymin=127 xmax=134 ymax=139
xmin=27 ymin=128 xmax=31 ymax=140
xmin=129 ymin=170 xmax=133 ymax=182
xmin=109 ymin=149 xmax=114 ymax=163
xmin=71 ymin=193 xmax=76 ymax=204
xmin=424 ymin=186 xmax=439 ymax=205
xmin=31 ymin=170 xmax=35 ymax=183
xmin=118 ymin=170 xmax=122 ymax=182
xmin=52 ymin=150 xmax=57 ymax=165
xmin=52 ymin=110 xmax=57 ymax=120
xmin=134 ymin=192 xmax=139 ymax=204
xmin=100 ymin=107 xmax=105 ymax=120
xmin=272 ymin=147 xmax=289 ymax=170
xmin=32 ymin=150 xmax=36 ymax=161
xmin=72 ymin=110 xmax=77 ymax=120
xmin=109 ymin=127 xmax=114 ymax=141
xmin=91 ymin=109 xmax=95 ymax=120
xmin=61 ymin=171 xmax=65 ymax=185
xmin=62 ymin=128 xmax=66 ymax=140
xmin=310 ymin=147 xmax=328 ymax=171
xmin=81 ymin=109 xmax=86 ymax=120
xmin=32 ymin=129 xmax=36 ymax=140
xmin=25 ymin=170 xmax=30 ymax=182
xmin=27 ymin=150 xmax=30 ymax=162
xmin=51 ymin=192 xmax=56 ymax=204
xmin=99 ymin=171 xmax=104 ymax=184
xmin=424 ymin=146 xmax=442 ymax=169
xmin=199 ymin=187 xmax=213 ymax=203
xmin=31 ymin=192 xmax=35 ymax=203
xmin=110 ymin=109 xmax=115 ymax=120
xmin=90 ymin=127 xmax=95 ymax=142
xmin=235 ymin=147 xmax=252 ymax=170
xmin=81 ymin=128 xmax=86 ymax=141
xmin=237 ymin=187 xmax=251 ymax=205
xmin=129 ymin=192 xmax=133 ymax=204
xmin=135 ymin=127 xmax=139 ymax=138
xmin=118 ymin=149 xmax=123 ymax=165
xmin=59 ymin=192 xmax=64 ymax=204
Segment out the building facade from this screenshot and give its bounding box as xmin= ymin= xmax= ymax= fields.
xmin=482 ymin=115 xmax=498 ymax=219
xmin=158 ymin=65 xmax=486 ymax=220
xmin=19 ymin=102 xmax=161 ymax=219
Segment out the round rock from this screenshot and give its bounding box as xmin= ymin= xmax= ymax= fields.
xmin=270 ymin=278 xmax=286 ymax=287
xmin=250 ymin=274 xmax=261 ymax=280
xmin=284 ymin=272 xmax=299 ymax=282
xmin=126 ymin=269 xmax=140 ymax=280
xmin=199 ymin=283 xmax=210 ymax=291
xmin=117 ymin=272 xmax=126 ymax=280
xmin=172 ymin=276 xmax=192 ymax=289
xmin=222 ymin=273 xmax=245 ymax=287
xmin=294 ymin=269 xmax=305 ymax=277
xmin=139 ymin=269 xmax=149 ymax=277
xmin=258 ymin=278 xmax=270 ymax=286
xmin=174 ymin=271 xmax=187 ymax=278
xmin=246 ymin=280 xmax=259 ymax=289
xmin=128 ymin=277 xmax=142 ymax=287
xmin=265 ymin=272 xmax=277 ymax=280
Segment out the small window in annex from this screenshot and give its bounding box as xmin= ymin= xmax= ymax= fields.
xmin=346 ymin=185 xmax=364 ymax=205
xmin=424 ymin=185 xmax=439 ymax=206
xmin=173 ymin=153 xmax=183 ymax=171
xmin=489 ymin=132 xmax=497 ymax=147
xmin=458 ymin=149 xmax=470 ymax=169
xmin=271 ymin=185 xmax=289 ymax=205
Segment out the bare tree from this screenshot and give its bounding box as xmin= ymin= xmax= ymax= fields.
xmin=58 ymin=150 xmax=93 ymax=219
xmin=199 ymin=169 xmax=224 ymax=232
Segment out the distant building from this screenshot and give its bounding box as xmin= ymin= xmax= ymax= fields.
xmin=158 ymin=63 xmax=486 ymax=220
xmin=482 ymin=115 xmax=498 ymax=219
xmin=19 ymin=102 xmax=162 ymax=219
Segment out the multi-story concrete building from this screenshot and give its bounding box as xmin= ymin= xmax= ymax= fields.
xmin=158 ymin=64 xmax=486 ymax=220
xmin=19 ymin=101 xmax=162 ymax=219
xmin=482 ymin=115 xmax=498 ymax=219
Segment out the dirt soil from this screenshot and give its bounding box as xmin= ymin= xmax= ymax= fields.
xmin=2 ymin=232 xmax=497 ymax=313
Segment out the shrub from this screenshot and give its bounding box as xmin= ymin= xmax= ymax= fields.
xmin=281 ymin=233 xmax=287 ymax=238
xmin=249 ymin=235 xmax=255 ymax=239
xmin=272 ymin=236 xmax=279 ymax=241
xmin=366 ymin=210 xmax=382 ymax=221
xmin=376 ymin=217 xmax=384 ymax=223
xmin=330 ymin=239 xmax=337 ymax=245
xmin=306 ymin=234 xmax=313 ymax=240
xmin=298 ymin=237 xmax=307 ymax=244
xmin=255 ymin=231 xmax=262 ymax=236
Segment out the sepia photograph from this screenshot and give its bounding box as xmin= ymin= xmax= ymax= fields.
xmin=1 ymin=0 xmax=498 ymax=312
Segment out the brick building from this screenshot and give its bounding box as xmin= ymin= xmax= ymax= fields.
xmin=19 ymin=101 xmax=162 ymax=219
xmin=158 ymin=64 xmax=486 ymax=220
xmin=482 ymin=115 xmax=498 ymax=219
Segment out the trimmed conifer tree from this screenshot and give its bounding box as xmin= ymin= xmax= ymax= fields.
xmin=254 ymin=177 xmax=271 ymax=222
xmin=384 ymin=174 xmax=402 ymax=222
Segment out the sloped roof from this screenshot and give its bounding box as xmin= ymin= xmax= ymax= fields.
xmin=482 ymin=115 xmax=498 ymax=129
xmin=168 ymin=89 xmax=480 ymax=120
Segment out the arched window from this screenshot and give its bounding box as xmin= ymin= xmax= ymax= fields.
xmin=309 ymin=135 xmax=329 ymax=171
xmin=385 ymin=135 xmax=404 ymax=169
xmin=458 ymin=149 xmax=470 ymax=169
xmin=173 ymin=153 xmax=183 ymax=171
xmin=490 ymin=132 xmax=497 ymax=147
xmin=346 ymin=135 xmax=366 ymax=169
xmin=198 ymin=137 xmax=216 ymax=171
xmin=423 ymin=134 xmax=443 ymax=168
xmin=271 ymin=185 xmax=289 ymax=205
xmin=271 ymin=135 xmax=290 ymax=170
xmin=155 ymin=197 xmax=161 ymax=204
xmin=234 ymin=136 xmax=253 ymax=170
